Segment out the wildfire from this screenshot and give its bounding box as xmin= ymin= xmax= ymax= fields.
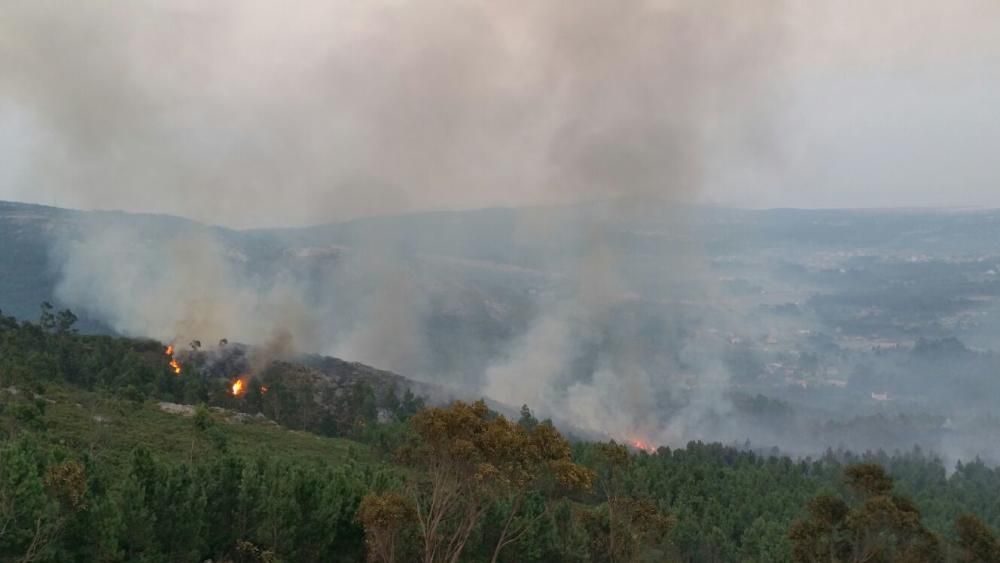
xmin=231 ymin=378 xmax=246 ymax=396
xmin=260 ymin=385 xmax=269 ymax=394
xmin=165 ymin=345 xmax=181 ymax=375
xmin=629 ymin=438 xmax=657 ymax=453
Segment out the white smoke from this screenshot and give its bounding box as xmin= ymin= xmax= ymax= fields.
xmin=52 ymin=218 xmax=321 ymax=354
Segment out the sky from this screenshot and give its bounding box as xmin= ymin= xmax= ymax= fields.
xmin=1 ymin=0 xmax=999 ymax=227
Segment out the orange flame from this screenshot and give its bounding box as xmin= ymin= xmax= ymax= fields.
xmin=165 ymin=345 xmax=181 ymax=375
xmin=629 ymin=438 xmax=657 ymax=453
xmin=231 ymin=378 xmax=246 ymax=396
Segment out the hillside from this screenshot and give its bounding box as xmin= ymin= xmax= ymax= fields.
xmin=1 ymin=383 xmax=369 ymax=468
xmin=8 ymin=199 xmax=1000 ymax=462
xmin=4 ymin=309 xmax=1000 ymax=561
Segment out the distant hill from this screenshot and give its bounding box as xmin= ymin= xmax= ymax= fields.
xmin=6 ymin=199 xmax=1000 ymax=326
xmin=6 ymin=198 xmax=1000 ymax=395
xmin=0 ymin=201 xmax=215 ymax=327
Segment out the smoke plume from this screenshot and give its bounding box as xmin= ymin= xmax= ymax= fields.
xmin=51 ymin=216 xmax=322 ymax=356
xmin=0 ymin=0 xmax=785 ymax=226
xmin=2 ymin=0 xmax=789 ymax=444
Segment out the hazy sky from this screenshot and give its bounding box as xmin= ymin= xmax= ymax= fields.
xmin=1 ymin=0 xmax=999 ymax=227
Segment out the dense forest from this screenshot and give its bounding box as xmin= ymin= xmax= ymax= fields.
xmin=2 ymin=306 xmax=1000 ymax=562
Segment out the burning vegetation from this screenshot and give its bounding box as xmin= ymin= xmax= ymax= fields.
xmin=163 ymin=338 xmax=273 ymax=400
xmin=629 ymin=438 xmax=657 ymax=453
xmin=231 ymin=378 xmax=245 ymax=396
xmin=165 ymin=345 xmax=182 ymax=375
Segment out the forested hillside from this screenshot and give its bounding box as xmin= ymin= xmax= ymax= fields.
xmin=9 ymin=200 xmax=1000 ymax=465
xmin=2 ymin=306 xmax=1000 ymax=562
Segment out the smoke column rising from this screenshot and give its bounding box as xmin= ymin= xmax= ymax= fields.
xmin=2 ymin=0 xmax=788 ymax=442
xmin=478 ymin=2 xmax=788 ymax=442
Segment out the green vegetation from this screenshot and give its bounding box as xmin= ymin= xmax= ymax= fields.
xmin=3 ymin=306 xmax=1000 ymax=562
xmin=789 ymin=463 xmax=941 ymax=561
xmin=13 ymin=385 xmax=366 ymax=468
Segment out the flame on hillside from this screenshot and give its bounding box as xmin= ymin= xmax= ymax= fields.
xmin=231 ymin=378 xmax=245 ymax=396
xmin=629 ymin=437 xmax=657 ymax=453
xmin=165 ymin=345 xmax=181 ymax=375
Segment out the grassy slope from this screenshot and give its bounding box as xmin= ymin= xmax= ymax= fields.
xmin=3 ymin=383 xmax=370 ymax=470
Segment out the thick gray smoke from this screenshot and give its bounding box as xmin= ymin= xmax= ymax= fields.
xmin=50 ymin=215 xmax=322 ymax=355
xmin=482 ymin=207 xmax=740 ymax=445
xmin=0 ymin=0 xmax=784 ymax=226
xmin=2 ymin=0 xmax=787 ymax=443
xmin=477 ymin=1 xmax=788 ymax=444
